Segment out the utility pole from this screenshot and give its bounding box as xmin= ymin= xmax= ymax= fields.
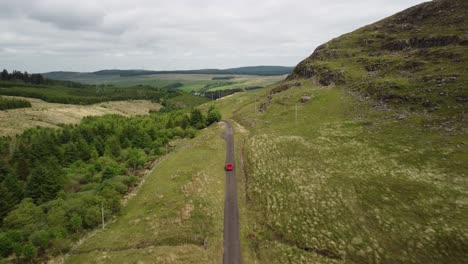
xmin=101 ymin=201 xmax=105 ymax=230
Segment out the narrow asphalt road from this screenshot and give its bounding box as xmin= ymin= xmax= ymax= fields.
xmin=222 ymin=120 xmax=242 ymax=264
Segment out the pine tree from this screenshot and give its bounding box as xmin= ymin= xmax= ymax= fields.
xmin=26 ymin=159 xmax=62 ymax=204
xmin=22 ymin=243 xmax=37 ymax=262
xmin=3 ymin=174 xmax=23 ymax=205
xmin=105 ymin=136 xmax=121 ymax=158
xmin=0 ymin=69 xmax=8 ymax=80
xmin=63 ymin=142 xmax=78 ymax=164
xmin=14 ymin=156 xmax=30 ymax=182
xmin=190 ymin=109 xmax=204 ymax=128
xmin=76 ymin=138 xmax=91 ymax=161
xmin=0 ymin=159 xmax=9 ymax=181
xmin=0 ymin=184 xmax=14 ymax=220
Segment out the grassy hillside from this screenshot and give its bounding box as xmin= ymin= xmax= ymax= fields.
xmin=0 ymin=106 xmax=221 ymax=262
xmin=65 ymin=122 xmax=227 ymax=264
xmin=41 ymin=72 xmax=285 ymax=100
xmin=218 ymin=80 xmax=466 ymax=263
xmin=0 ymin=96 xmax=161 ymax=136
xmin=288 ymin=0 xmax=467 ymax=116
xmin=0 ymin=84 xmax=207 ymax=107
xmin=3 ymin=1 xmax=464 ymax=263
xmin=209 ymin=0 xmax=468 ymax=263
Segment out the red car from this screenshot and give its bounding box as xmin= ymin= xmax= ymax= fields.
xmin=225 ymin=163 xmax=234 ymax=171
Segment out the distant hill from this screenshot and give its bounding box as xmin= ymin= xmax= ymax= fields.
xmin=287 ymin=0 xmax=467 ymax=110
xmin=44 ymin=66 xmax=293 ymax=81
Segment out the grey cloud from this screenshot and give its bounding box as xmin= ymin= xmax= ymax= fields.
xmin=0 ymin=0 xmax=428 ymax=72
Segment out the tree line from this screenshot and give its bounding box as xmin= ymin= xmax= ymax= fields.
xmin=1 ymin=69 xmax=92 ymax=88
xmin=1 ymin=70 xmax=46 ymax=85
xmin=0 ymin=106 xmax=221 ymax=262
xmin=0 ymin=97 xmax=32 ymax=110
xmin=0 ymin=83 xmax=208 ymax=106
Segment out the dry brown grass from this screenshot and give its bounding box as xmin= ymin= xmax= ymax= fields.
xmin=0 ymin=96 xmax=161 ymax=136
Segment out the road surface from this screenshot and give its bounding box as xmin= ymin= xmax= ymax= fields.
xmin=222 ymin=120 xmax=242 ymax=264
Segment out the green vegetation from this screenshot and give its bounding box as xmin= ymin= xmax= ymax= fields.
xmin=211 ymin=79 xmax=467 ymax=263
xmin=1 ymin=1 xmax=466 ymax=263
xmin=1 ymin=69 xmax=46 ymax=86
xmin=0 ymin=97 xmax=31 ymax=110
xmin=1 ymin=69 xmax=209 ymax=107
xmin=1 ymin=69 xmax=91 ymax=88
xmin=0 ymin=97 xmax=163 ymax=137
xmin=208 ymin=1 xmax=467 ymax=262
xmin=288 ymin=0 xmax=467 ymax=112
xmin=0 ymin=85 xmax=206 ymax=107
xmin=0 ymin=106 xmax=221 ymax=262
xmin=47 ymin=66 xmax=292 ymax=79
xmin=66 ymin=120 xmax=227 ymax=264
xmin=212 ymin=76 xmax=235 ymax=80
xmin=41 ymin=72 xmax=285 ymax=100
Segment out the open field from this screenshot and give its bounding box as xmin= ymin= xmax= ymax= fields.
xmin=211 ymin=80 xmax=468 ymax=263
xmin=65 ymin=122 xmax=227 ymax=264
xmin=0 ymin=96 xmax=160 ymax=136
xmin=42 ymin=73 xmax=285 ymax=94
xmin=201 ymin=75 xmax=283 ymax=92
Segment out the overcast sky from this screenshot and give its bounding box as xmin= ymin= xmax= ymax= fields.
xmin=0 ymin=0 xmax=428 ymax=73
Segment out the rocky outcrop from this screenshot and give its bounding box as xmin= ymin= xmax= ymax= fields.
xmin=300 ymin=96 xmax=312 ymax=103
xmin=286 ymin=0 xmax=466 ymax=108
xmin=287 ymin=60 xmax=345 ymax=86
xmin=382 ymin=36 xmax=464 ymax=51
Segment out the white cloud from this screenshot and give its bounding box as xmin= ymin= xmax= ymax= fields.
xmin=0 ymin=0 xmax=428 ymax=72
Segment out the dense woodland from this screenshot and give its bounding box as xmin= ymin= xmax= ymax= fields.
xmin=0 ymin=69 xmax=209 ymax=106
xmin=200 ymin=86 xmax=262 ymax=100
xmin=0 ymin=70 xmax=88 ymax=88
xmin=0 ymin=85 xmax=186 ymax=105
xmin=0 ymin=97 xmax=31 ymax=111
xmin=0 ymin=106 xmax=221 ymax=262
xmin=1 ymin=70 xmax=46 ymax=86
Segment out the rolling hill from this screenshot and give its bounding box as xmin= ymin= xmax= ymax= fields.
xmin=44 ymin=66 xmax=293 ymax=81
xmin=287 ymin=0 xmax=467 ymax=113
xmin=1 ymin=1 xmax=466 ymax=263
xmin=213 ymin=0 xmax=467 ymax=263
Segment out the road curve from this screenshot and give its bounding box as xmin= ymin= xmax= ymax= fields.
xmin=222 ymin=120 xmax=242 ymax=264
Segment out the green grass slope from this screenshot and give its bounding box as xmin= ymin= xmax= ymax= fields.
xmin=223 ymin=80 xmax=466 ymax=263
xmin=65 ymin=123 xmax=227 ymax=264
xmin=209 ymin=0 xmax=468 ymax=263
xmin=288 ymin=0 xmax=467 ymax=117
xmin=0 ymin=84 xmax=208 ymax=107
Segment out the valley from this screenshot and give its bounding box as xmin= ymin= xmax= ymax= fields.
xmin=0 ymin=0 xmax=467 ymax=263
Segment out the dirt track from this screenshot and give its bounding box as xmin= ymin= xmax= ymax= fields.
xmin=222 ymin=120 xmax=242 ymax=264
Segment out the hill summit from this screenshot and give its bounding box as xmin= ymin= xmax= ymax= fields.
xmin=288 ymin=0 xmax=467 ymax=111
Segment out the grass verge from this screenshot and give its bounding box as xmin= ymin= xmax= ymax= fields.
xmin=65 ymin=122 xmax=227 ymax=264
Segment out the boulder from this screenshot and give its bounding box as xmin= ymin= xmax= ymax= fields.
xmin=300 ymin=96 xmax=312 ymax=103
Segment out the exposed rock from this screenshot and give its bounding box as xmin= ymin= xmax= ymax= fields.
xmin=422 ymin=74 xmax=459 ymax=84
xmin=318 ymin=70 xmax=345 ymax=86
xmin=364 ymin=63 xmax=388 ymax=72
xmin=288 ymin=60 xmax=345 ymax=86
xmin=300 ymin=96 xmax=312 ymax=103
xmin=395 ymin=114 xmax=407 ymax=120
xmin=382 ymin=36 xmax=464 ymax=51
xmin=270 ymin=84 xmax=291 ymax=95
